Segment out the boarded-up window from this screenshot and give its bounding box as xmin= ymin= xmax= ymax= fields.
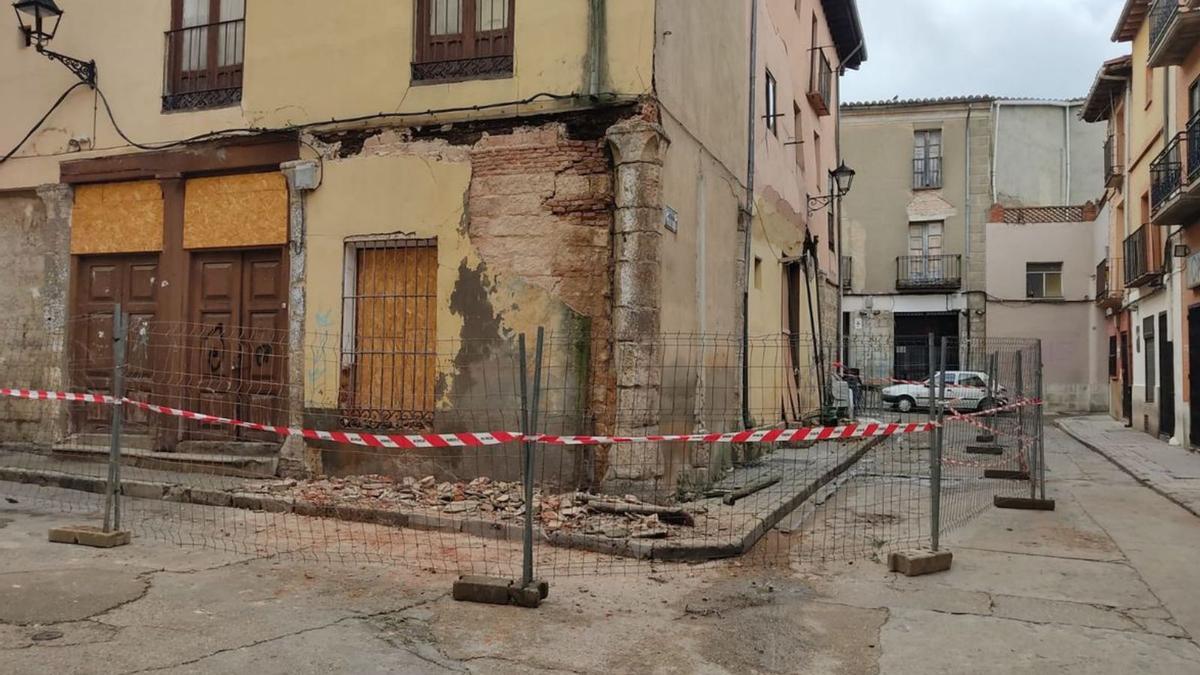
xmin=340 ymin=238 xmax=437 ymax=431
xmin=413 ymin=0 xmax=514 ymax=82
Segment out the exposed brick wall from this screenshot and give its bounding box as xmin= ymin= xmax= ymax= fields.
xmin=467 ymin=125 xmax=617 ymax=436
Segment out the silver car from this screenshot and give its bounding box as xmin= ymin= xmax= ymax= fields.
xmin=880 ymin=371 xmax=1008 ymax=413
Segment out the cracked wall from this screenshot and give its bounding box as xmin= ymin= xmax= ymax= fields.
xmin=300 ymin=119 xmax=619 ymax=485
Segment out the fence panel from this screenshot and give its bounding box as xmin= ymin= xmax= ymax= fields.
xmin=0 ymin=320 xmax=1044 ymax=579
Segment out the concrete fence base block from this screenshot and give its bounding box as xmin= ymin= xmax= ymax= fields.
xmin=983 ymin=469 xmax=1030 ymax=480
xmin=48 ymin=525 xmax=131 ymax=548
xmin=452 ymin=576 xmax=549 ymax=608
xmin=994 ymin=495 xmax=1056 ymax=511
xmin=888 ymin=549 xmax=953 ymax=576
xmin=965 ymin=444 xmax=1004 ymax=455
xmin=976 ymin=434 xmax=996 ymax=444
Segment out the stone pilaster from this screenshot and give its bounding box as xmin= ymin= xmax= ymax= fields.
xmin=604 ymin=118 xmax=669 ymax=491
xmin=279 ymin=159 xmax=320 ymax=477
xmin=35 ymin=184 xmax=73 ymax=336
xmin=35 ymin=183 xmax=73 ymax=442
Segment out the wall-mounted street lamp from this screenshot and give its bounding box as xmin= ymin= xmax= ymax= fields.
xmin=13 ymin=0 xmax=96 ymax=86
xmin=807 ymin=161 xmax=856 ymax=215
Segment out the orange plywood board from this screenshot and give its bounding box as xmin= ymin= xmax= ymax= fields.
xmin=71 ymin=181 xmax=164 ymax=254
xmin=184 ymin=173 xmax=287 ymax=250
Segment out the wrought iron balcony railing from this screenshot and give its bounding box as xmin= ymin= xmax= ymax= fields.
xmin=1104 ymin=135 xmax=1122 ymax=188
xmin=1095 ymin=258 xmax=1124 ymax=307
xmin=1150 ymin=0 xmax=1181 ymax=54
xmin=1123 ymin=226 xmax=1161 ymax=288
xmin=895 ymin=254 xmax=962 ymax=291
xmin=1150 ymin=132 xmax=1185 ymax=212
xmin=807 ymin=49 xmax=833 ymax=116
xmin=163 ymin=19 xmax=245 ymax=112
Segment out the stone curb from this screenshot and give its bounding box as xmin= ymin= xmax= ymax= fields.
xmin=1056 ymin=419 xmax=1200 ymax=519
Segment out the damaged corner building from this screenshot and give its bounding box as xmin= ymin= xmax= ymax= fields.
xmin=0 ymin=0 xmax=866 ymax=500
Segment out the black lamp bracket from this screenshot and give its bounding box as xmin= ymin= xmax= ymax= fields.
xmin=37 ymin=44 xmax=96 ymax=86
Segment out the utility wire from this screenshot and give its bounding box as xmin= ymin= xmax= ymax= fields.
xmin=5 ymin=86 xmax=631 ymax=164
xmin=92 ymin=87 xmax=625 ymax=154
xmin=0 ymin=81 xmax=89 ymax=165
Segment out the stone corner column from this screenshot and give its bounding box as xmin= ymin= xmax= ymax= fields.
xmin=279 ymin=160 xmax=321 ymax=477
xmin=34 ymin=183 xmax=73 ymax=445
xmin=603 ymin=119 xmax=671 ymax=495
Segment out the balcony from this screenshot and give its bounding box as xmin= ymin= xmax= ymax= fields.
xmin=807 ymin=49 xmax=833 ymax=117
xmin=1149 ymin=116 xmax=1200 ymax=224
xmin=895 ymin=255 xmax=962 ymax=292
xmin=1104 ymin=135 xmax=1123 ymax=189
xmin=1095 ymin=258 xmax=1124 ymax=309
xmin=1148 ymin=0 xmax=1200 ymax=67
xmin=163 ymin=19 xmax=245 ymax=112
xmin=1123 ymin=226 xmax=1162 ymax=288
xmin=840 ymin=256 xmax=852 ymax=291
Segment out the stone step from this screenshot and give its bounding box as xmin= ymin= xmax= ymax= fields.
xmin=175 ymin=440 xmax=279 ymax=457
xmin=50 ymin=445 xmax=277 ymax=479
xmin=70 ymin=433 xmax=156 ymax=451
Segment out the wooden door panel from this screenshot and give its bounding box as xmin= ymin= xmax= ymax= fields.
xmin=187 ymin=248 xmax=287 ymax=439
xmin=240 ymin=251 xmax=286 ymax=434
xmin=189 ymin=253 xmax=242 ymax=437
xmin=72 ymin=255 xmax=159 ymax=433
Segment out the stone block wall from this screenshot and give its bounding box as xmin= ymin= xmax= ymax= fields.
xmin=0 ymin=188 xmax=71 ymax=444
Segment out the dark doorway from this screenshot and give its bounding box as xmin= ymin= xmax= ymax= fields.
xmin=1190 ymin=307 xmax=1200 ymax=446
xmin=894 ymin=312 xmax=960 ymax=382
xmin=1120 ymin=330 xmax=1132 ymax=423
xmin=1160 ymin=312 xmax=1175 ymax=439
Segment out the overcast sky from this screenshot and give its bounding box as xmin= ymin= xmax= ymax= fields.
xmin=842 ymin=0 xmax=1131 ymax=103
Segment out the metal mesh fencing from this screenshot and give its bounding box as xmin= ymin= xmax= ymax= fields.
xmin=0 ymin=314 xmax=1044 ymax=580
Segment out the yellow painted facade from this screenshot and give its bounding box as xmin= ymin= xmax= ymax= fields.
xmin=0 ymin=0 xmax=655 ymax=190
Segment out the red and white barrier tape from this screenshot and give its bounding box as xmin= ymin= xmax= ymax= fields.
xmin=0 ymin=388 xmax=116 ymax=405
xmin=4 ymin=387 xmax=1049 ymax=449
xmin=533 ymin=422 xmax=935 ymax=446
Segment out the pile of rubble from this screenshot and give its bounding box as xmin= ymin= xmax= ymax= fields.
xmin=242 ymin=475 xmax=706 ymax=540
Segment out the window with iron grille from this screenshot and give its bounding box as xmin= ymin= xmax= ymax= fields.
xmin=163 ymin=0 xmax=245 ymax=112
xmin=413 ymin=0 xmax=514 ymax=82
xmin=793 ymin=103 xmax=804 ymax=170
xmin=340 ymin=237 xmax=438 ymax=432
xmin=913 ymin=130 xmax=942 ymax=189
xmin=1026 ymin=262 xmax=1063 ymax=298
xmin=765 ymin=70 xmax=779 ymax=136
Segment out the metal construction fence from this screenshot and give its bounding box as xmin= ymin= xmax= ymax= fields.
xmin=0 ymin=311 xmax=1044 ymax=581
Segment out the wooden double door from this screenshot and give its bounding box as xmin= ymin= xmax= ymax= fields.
xmin=188 ymin=248 xmax=288 ymax=440
xmin=72 ymin=248 xmax=287 ymax=441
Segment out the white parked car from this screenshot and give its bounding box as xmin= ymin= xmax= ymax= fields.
xmin=881 ymin=371 xmax=1007 ymax=413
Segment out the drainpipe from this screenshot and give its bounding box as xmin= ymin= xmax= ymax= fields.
xmin=586 ymin=0 xmax=606 ymax=96
xmin=964 ymin=102 xmax=973 ymax=350
xmin=741 ymin=0 xmax=758 ymax=430
xmin=1063 ymin=104 xmax=1072 ymax=203
xmin=990 ymin=101 xmax=1000 ymax=203
xmin=835 ymin=40 xmax=864 ymax=368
